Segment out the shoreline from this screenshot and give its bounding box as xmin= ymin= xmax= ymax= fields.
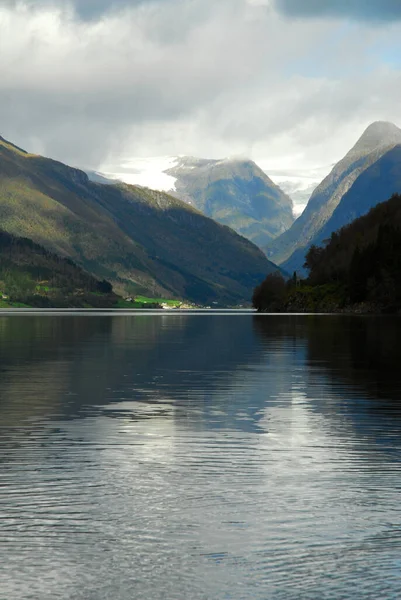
xmin=0 ymin=307 xmax=398 ymax=317
xmin=258 ymin=304 xmax=400 ymax=315
xmin=0 ymin=308 xmax=257 ymax=316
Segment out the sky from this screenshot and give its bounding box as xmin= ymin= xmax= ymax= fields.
xmin=1 ymin=0 xmax=401 ymax=176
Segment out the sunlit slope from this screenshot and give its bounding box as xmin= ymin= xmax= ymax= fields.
xmin=0 ymin=136 xmax=278 ymax=304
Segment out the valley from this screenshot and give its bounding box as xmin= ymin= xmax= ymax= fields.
xmin=2 ymin=121 xmax=401 ymax=310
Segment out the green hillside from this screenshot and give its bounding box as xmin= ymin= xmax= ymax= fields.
xmin=0 ymin=229 xmax=116 ymax=308
xmin=0 ymin=135 xmax=280 ymax=306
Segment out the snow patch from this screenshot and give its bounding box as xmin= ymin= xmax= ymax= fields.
xmin=99 ymin=156 xmax=178 ymax=192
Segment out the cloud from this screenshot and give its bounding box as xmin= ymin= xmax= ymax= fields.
xmin=0 ymin=0 xmax=400 ymax=174
xmin=275 ymin=0 xmax=401 ymax=22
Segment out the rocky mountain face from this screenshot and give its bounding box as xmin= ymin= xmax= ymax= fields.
xmin=265 ymin=121 xmax=401 ymax=274
xmin=0 ymin=136 xmax=280 ymax=305
xmin=165 ymin=157 xmax=294 ymax=248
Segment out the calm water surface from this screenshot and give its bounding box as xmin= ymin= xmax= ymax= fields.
xmin=1 ymin=314 xmax=401 ymax=599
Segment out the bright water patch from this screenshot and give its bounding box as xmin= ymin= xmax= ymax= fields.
xmin=1 ymin=315 xmax=401 ymax=599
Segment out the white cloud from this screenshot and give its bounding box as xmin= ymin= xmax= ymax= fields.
xmin=0 ymin=0 xmax=400 ymax=174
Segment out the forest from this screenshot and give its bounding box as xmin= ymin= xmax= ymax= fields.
xmin=253 ymin=193 xmax=401 ymax=313
xmin=0 ymin=229 xmax=116 ymax=308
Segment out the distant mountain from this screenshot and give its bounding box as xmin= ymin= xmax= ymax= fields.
xmin=265 ymin=121 xmax=401 ymax=273
xmin=165 ymin=157 xmax=294 ymax=248
xmin=0 ymin=228 xmax=116 ymax=307
xmin=94 ymin=156 xmax=295 ymax=248
xmin=0 ymin=136 xmax=279 ymax=306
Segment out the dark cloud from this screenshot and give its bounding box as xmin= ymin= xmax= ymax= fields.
xmin=275 ymin=0 xmax=401 ymax=22
xmin=68 ymin=0 xmax=134 ymax=19
xmin=4 ymin=0 xmax=155 ymax=20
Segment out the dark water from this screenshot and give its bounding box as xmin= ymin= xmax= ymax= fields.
xmin=1 ymin=314 xmax=401 ymax=599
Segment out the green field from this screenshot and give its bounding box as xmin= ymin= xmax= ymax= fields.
xmin=115 ymin=296 xmax=182 ymax=309
xmin=136 ymin=296 xmax=181 ymax=306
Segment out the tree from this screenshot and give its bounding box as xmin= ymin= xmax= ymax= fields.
xmin=252 ymin=272 xmax=286 ymax=312
xmin=304 ymin=245 xmax=324 ymax=277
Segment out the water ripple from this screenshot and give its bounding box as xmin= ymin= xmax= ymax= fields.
xmin=1 ymin=315 xmax=401 ymax=599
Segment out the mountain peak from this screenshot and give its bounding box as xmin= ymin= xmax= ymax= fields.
xmin=351 ymin=121 xmax=401 ymax=156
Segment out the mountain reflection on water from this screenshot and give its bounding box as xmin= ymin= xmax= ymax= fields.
xmin=1 ymin=314 xmax=401 ymax=600
xmin=255 ymin=315 xmax=401 ymax=420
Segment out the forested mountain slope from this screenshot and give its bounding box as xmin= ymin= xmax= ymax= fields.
xmin=254 ymin=193 xmax=401 ymax=313
xmin=0 ymin=229 xmax=115 ymax=307
xmin=304 ymin=193 xmax=401 ymax=310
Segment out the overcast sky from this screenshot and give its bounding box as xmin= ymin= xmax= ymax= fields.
xmin=1 ymin=0 xmax=401 ymax=172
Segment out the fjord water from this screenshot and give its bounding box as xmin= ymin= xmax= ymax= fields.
xmin=1 ymin=314 xmax=401 ymax=599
